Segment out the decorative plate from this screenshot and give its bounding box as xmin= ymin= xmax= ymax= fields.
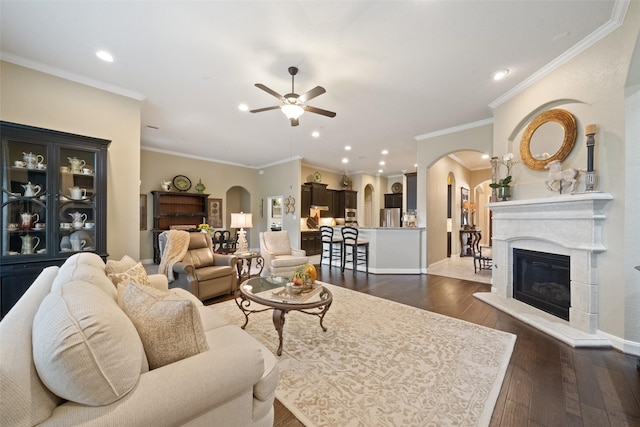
xmin=172 ymin=175 xmax=191 ymax=191
xmin=392 ymin=182 xmax=403 ymax=193
xmin=313 ymin=171 xmax=322 ymax=183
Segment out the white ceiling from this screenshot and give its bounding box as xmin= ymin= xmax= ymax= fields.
xmin=0 ymin=1 xmax=620 ymax=177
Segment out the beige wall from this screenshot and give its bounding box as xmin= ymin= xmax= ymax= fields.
xmin=491 ymin=2 xmax=640 ymax=344
xmin=139 ymin=149 xmax=265 ymax=260
xmin=417 ymin=123 xmax=494 ymax=266
xmin=0 ymin=61 xmax=141 ymax=260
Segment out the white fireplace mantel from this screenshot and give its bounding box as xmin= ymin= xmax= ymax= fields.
xmin=475 ymin=192 xmax=613 ymax=348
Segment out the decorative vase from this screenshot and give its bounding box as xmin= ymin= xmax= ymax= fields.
xmin=195 ymin=179 xmax=206 ymax=193
xmin=498 ymin=186 xmax=511 ymax=201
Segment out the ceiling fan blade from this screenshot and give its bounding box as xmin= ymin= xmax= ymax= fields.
xmin=249 ymin=106 xmax=281 ymax=113
xmin=299 ymin=86 xmax=326 ymax=103
xmin=290 ymin=118 xmax=300 ymax=127
xmin=255 ymin=83 xmax=284 ymax=101
xmin=305 ymin=105 xmax=337 ymax=118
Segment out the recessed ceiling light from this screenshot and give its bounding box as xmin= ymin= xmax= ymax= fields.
xmin=414 ymin=163 xmax=418 ymax=168
xmin=344 ymin=145 xmax=351 ymax=151
xmin=381 ymin=149 xmax=388 ymax=155
xmin=481 ymin=154 xmax=490 ymax=159
xmin=378 ymin=169 xmax=383 ymax=173
xmin=342 ymin=158 xmax=349 ymax=164
xmin=379 ymin=161 xmax=385 ymax=166
xmin=96 ymin=50 xmax=114 ymax=62
xmin=238 ymin=104 xmax=248 ymax=112
xmin=311 ymin=131 xmax=320 ymax=138
xmin=492 ymin=69 xmax=509 ymax=81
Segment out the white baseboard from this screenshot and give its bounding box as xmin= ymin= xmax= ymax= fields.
xmin=598 ymin=329 xmax=640 ymax=356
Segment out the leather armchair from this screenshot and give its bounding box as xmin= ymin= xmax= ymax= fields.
xmin=160 ymin=232 xmax=238 ymax=300
xmin=259 ymin=230 xmax=308 ymax=277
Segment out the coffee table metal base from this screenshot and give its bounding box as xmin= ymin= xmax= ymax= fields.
xmin=235 ymin=285 xmax=332 ymax=356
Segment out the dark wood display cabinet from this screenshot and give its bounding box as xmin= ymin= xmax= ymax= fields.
xmin=1 ymin=122 xmax=109 ymax=318
xmin=151 ymin=191 xmax=209 ymax=263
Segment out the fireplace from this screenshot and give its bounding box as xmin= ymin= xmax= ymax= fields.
xmin=474 ymin=193 xmax=613 ymax=347
xmin=513 ymin=249 xmax=570 ymax=320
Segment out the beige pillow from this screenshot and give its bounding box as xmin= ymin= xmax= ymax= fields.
xmin=105 ymin=255 xmax=138 ymax=275
xmin=123 ymin=282 xmax=209 ymax=369
xmin=32 ymin=281 xmax=145 ymax=406
xmin=108 ymin=262 xmax=150 ymax=288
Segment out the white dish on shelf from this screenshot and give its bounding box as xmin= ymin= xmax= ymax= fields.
xmin=83 ymin=247 xmax=95 ymax=251
xmin=6 ymin=251 xmax=19 ymax=255
xmin=36 ymin=248 xmax=46 ymax=254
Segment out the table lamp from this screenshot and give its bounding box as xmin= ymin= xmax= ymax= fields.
xmin=231 ymin=212 xmax=253 ymax=254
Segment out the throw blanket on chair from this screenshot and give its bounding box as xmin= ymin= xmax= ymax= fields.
xmin=158 ymin=230 xmax=191 ymax=282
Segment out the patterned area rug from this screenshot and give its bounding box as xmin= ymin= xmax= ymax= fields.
xmin=212 ymin=283 xmax=516 ymax=426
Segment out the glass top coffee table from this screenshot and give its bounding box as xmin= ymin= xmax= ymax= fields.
xmin=235 ymin=276 xmax=333 ymax=356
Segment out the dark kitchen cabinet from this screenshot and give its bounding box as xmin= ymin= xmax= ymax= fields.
xmin=384 ymin=193 xmax=403 ymax=209
xmin=337 ymin=190 xmax=357 ymax=217
xmin=300 ymin=230 xmax=322 ymax=256
xmin=1 ymin=121 xmax=110 ymax=318
xmin=301 ymin=184 xmax=311 ymax=214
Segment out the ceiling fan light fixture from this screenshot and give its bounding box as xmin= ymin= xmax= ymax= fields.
xmin=281 ymin=104 xmax=305 ymax=120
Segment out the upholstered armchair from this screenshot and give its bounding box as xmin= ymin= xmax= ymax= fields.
xmin=159 ymin=231 xmax=238 ymax=300
xmin=259 ymin=230 xmax=308 ymax=277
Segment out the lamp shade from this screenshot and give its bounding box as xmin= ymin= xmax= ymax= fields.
xmin=230 ymin=212 xmax=253 ymax=229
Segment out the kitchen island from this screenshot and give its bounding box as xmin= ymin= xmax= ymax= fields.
xmin=329 ymin=227 xmax=425 ymax=274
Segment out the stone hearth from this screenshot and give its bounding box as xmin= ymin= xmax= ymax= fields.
xmin=475 ymin=193 xmax=613 ymax=347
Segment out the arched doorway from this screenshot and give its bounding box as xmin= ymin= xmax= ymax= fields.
xmin=363 ymin=184 xmax=374 ymax=227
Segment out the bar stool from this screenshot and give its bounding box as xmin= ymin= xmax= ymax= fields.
xmin=320 ymin=226 xmax=342 ymax=268
xmin=341 ymin=226 xmax=369 ymax=275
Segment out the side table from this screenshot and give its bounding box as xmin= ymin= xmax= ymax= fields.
xmin=235 ymin=252 xmax=264 ymax=281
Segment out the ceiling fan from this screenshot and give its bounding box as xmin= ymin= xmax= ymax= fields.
xmin=250 ymin=66 xmax=336 ymax=126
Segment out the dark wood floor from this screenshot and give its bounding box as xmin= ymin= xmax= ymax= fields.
xmin=209 ymin=265 xmax=640 ymax=427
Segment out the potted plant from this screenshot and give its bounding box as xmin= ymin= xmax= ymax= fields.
xmin=490 ymin=153 xmax=518 ymax=201
xmin=489 ymin=175 xmax=512 ymax=201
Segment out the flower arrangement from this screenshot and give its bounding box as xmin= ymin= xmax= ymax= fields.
xmin=490 ymin=153 xmax=519 ymax=189
xmin=197 ymin=223 xmax=212 ymax=233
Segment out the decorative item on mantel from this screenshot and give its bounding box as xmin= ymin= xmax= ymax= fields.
xmin=544 ymin=160 xmax=582 ymax=194
xmin=160 ymin=180 xmax=171 ymax=191
xmin=195 ymin=179 xmax=206 ymax=194
xmin=585 ymin=124 xmax=598 ymax=192
xmin=490 ymin=153 xmax=519 ymax=201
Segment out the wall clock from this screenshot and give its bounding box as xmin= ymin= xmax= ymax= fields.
xmin=172 ymin=175 xmax=191 ymax=192
xmin=313 ymin=171 xmax=322 ymax=182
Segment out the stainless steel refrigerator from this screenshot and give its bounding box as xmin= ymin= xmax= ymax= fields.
xmin=380 ymin=208 xmax=401 ymax=227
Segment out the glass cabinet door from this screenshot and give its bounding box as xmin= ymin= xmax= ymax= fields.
xmin=2 ymin=139 xmax=50 ymax=257
xmin=57 ymin=147 xmax=98 ymax=254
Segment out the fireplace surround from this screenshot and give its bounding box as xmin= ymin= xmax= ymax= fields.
xmin=475 ymin=193 xmax=613 ymax=347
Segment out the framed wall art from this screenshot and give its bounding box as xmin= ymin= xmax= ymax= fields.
xmin=208 ymin=198 xmax=223 ymax=228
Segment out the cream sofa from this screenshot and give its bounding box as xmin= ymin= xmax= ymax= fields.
xmin=259 ymin=230 xmax=309 ymax=277
xmin=0 ymin=253 xmax=278 ymax=427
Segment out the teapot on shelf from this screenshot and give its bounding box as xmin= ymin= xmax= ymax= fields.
xmin=20 ymin=234 xmax=40 ymax=255
xmin=21 ymin=182 xmax=41 ymax=197
xmin=23 ymin=152 xmax=44 ymax=170
xmin=68 ymin=157 xmax=86 ymax=174
xmin=19 ymin=212 xmax=39 ymax=230
xmin=68 ymin=211 xmax=87 ymax=229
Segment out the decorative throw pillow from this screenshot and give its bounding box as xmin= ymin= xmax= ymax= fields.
xmin=105 ymin=255 xmax=138 ymax=275
xmin=108 ymin=262 xmax=151 ymax=288
xmin=32 ymin=281 xmax=145 ymax=406
xmin=123 ymin=282 xmax=209 ymax=369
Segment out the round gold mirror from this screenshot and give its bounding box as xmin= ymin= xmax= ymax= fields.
xmin=520 ymin=109 xmax=577 ymax=171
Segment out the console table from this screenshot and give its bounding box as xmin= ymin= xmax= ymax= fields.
xmin=459 ymin=229 xmax=481 ymax=257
